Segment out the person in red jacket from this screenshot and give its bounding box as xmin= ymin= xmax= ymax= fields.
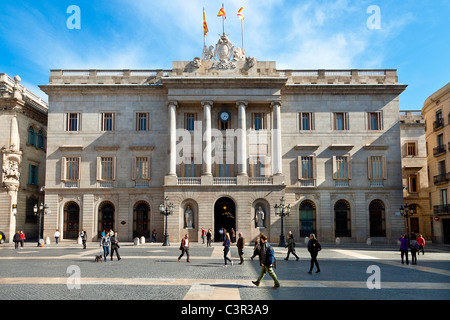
xmin=417 ymin=234 xmax=425 ymax=255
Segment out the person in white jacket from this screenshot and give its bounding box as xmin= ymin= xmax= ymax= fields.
xmin=54 ymin=230 xmax=60 ymax=244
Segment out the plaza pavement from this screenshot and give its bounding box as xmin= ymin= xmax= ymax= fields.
xmin=0 ymin=240 xmax=449 ymax=301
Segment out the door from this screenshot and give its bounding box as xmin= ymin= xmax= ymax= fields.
xmin=64 ymin=202 xmax=80 ymax=240
xmin=214 ymin=197 xmax=236 ymax=242
xmin=443 ymin=219 xmax=450 ymax=244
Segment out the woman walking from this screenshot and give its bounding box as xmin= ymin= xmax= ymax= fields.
xmin=307 ymin=233 xmax=321 ymax=274
xmin=223 ymin=232 xmax=233 ymax=266
xmin=285 ymin=233 xmax=299 ymax=261
xmin=398 ymin=234 xmax=409 ymax=265
xmin=13 ymin=231 xmax=20 ymax=249
xmin=250 ymin=236 xmax=261 ymax=260
xmin=178 ymin=234 xmax=190 ymax=263
xmin=206 ymin=229 xmax=212 ymax=247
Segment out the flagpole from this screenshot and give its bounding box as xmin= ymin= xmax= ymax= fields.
xmin=241 ymin=19 xmax=244 ymax=50
xmin=222 ymin=3 xmax=225 ymax=35
xmin=203 ymin=7 xmax=206 ymax=47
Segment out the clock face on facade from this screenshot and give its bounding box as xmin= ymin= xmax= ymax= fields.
xmin=220 ymin=111 xmax=230 ymax=122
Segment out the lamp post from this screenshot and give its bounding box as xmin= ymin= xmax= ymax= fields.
xmin=33 ymin=202 xmax=49 ymax=247
xmin=274 ymin=196 xmax=291 ymax=247
xmin=159 ymin=196 xmax=174 ymax=246
xmin=399 ymin=203 xmax=415 ymax=243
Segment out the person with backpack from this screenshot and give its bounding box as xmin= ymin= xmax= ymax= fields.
xmin=80 ymin=229 xmax=88 ymax=249
xmin=100 ymin=233 xmax=111 ymax=262
xmin=307 ymin=233 xmax=321 ymax=274
xmin=410 ymin=238 xmax=419 ymax=265
xmin=13 ymin=231 xmax=21 ymax=249
xmin=284 ymin=232 xmax=299 ymax=261
xmin=252 ymin=233 xmax=280 ymax=289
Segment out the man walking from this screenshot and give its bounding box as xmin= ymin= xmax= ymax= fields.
xmin=80 ymin=229 xmax=87 ymax=249
xmin=252 ymin=234 xmax=280 ymax=289
xmin=285 ymin=232 xmax=299 ymax=261
xmin=237 ymin=232 xmax=245 ymax=264
xmin=178 ymin=234 xmax=190 ymax=263
xmin=100 ymin=232 xmax=111 ymax=262
xmin=110 ymin=231 xmax=121 ymax=261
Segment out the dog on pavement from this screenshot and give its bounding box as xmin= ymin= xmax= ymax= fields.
xmin=95 ymin=254 xmax=103 ymax=262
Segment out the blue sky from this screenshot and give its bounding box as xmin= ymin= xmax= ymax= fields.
xmin=1 ymin=0 xmax=448 ymax=110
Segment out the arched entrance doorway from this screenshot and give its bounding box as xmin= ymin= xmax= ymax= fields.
xmin=133 ymin=201 xmax=150 ymax=238
xmin=64 ymin=202 xmax=80 ymax=240
xmin=98 ymin=201 xmax=115 ymax=238
xmin=214 ymin=197 xmax=236 ymax=242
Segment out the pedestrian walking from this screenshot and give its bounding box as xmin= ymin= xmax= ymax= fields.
xmin=417 ymin=234 xmax=425 ymax=255
xmin=285 ymin=232 xmax=299 ymax=261
xmin=54 ymin=229 xmax=60 ymax=244
xmin=151 ymin=229 xmax=157 ymax=243
xmin=398 ymin=234 xmax=409 ymax=265
xmin=223 ymin=232 xmax=233 ymax=266
xmin=110 ymin=231 xmax=121 ymax=261
xmin=100 ymin=233 xmax=111 ymax=262
xmin=410 ymin=239 xmax=419 ymax=265
xmin=178 ymin=234 xmax=190 ymax=263
xmin=231 ymin=228 xmax=236 ymax=243
xmin=80 ymin=229 xmax=87 ymax=249
xmin=252 ymin=233 xmax=280 ymax=288
xmin=201 ymin=227 xmax=206 ymax=244
xmin=206 ymin=229 xmax=212 ymax=247
xmin=19 ymin=231 xmax=25 ymax=249
xmin=237 ymin=232 xmax=245 ymax=264
xmin=219 ymin=228 xmax=224 ymax=242
xmin=13 ymin=231 xmax=20 ymax=249
xmin=250 ymin=236 xmax=261 ymax=260
xmin=307 ymin=233 xmax=321 ymax=274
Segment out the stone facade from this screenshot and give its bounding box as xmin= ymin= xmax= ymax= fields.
xmin=39 ymin=40 xmax=408 ymax=244
xmin=0 ymin=73 xmax=48 ymax=242
xmin=422 ymin=82 xmax=450 ymax=243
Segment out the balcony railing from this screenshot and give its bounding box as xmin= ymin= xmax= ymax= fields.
xmin=98 ymin=181 xmax=115 ymax=188
xmin=249 ymin=177 xmax=273 ymax=185
xmin=64 ymin=181 xmax=79 ymax=188
xmin=433 ymin=144 xmax=447 ymax=156
xmin=433 ymin=173 xmax=450 ymax=186
xmin=434 ymin=119 xmax=444 ymax=131
xmin=213 ymin=177 xmax=237 ymax=185
xmin=177 ymin=177 xmax=201 ymax=185
xmin=433 ymin=204 xmax=450 ymax=214
xmin=370 ymin=180 xmax=384 ymax=188
xmin=300 ymin=179 xmax=316 ymax=187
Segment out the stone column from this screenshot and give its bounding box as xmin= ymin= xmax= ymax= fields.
xmin=271 ymin=101 xmax=282 ymax=176
xmin=168 ymin=101 xmax=178 ymax=176
xmin=202 ymin=101 xmax=213 ymax=176
xmin=236 ymin=101 xmax=248 ymax=176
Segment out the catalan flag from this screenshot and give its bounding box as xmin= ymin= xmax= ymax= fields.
xmin=203 ymin=10 xmax=209 ymax=36
xmin=237 ymin=7 xmax=244 ymax=21
xmin=218 ymin=6 xmax=226 ymax=19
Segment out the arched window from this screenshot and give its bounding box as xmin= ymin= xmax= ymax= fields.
xmin=28 ymin=127 xmax=35 ymax=146
xmin=299 ymin=200 xmax=316 ymax=237
xmin=369 ymin=200 xmax=386 ymax=237
xmin=37 ymin=131 xmax=44 ymax=149
xmin=334 ymin=200 xmax=351 ymax=237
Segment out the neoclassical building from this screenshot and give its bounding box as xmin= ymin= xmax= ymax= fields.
xmin=40 ymin=35 xmax=408 ymax=244
xmin=422 ymin=82 xmax=450 ymax=244
xmin=0 ymin=73 xmax=48 ymax=242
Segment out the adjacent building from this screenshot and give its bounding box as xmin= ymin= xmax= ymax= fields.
xmin=422 ymin=82 xmax=450 ymax=244
xmin=39 ymin=34 xmax=408 ymax=244
xmin=0 ymin=73 xmax=48 ymax=242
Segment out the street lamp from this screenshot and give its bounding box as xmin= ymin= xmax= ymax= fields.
xmin=159 ymin=196 xmax=174 ymax=246
xmin=399 ymin=203 xmax=415 ymax=243
xmin=274 ymin=196 xmax=291 ymax=247
xmin=33 ymin=202 xmax=49 ymax=247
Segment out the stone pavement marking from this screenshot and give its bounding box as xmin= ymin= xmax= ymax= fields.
xmin=331 ymin=249 xmax=380 ymax=260
xmin=183 ymin=282 xmax=241 ymax=300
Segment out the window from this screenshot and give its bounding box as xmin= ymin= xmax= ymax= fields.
xmin=136 ymin=113 xmax=149 ymax=131
xmin=249 ymin=156 xmax=270 ymax=177
xmin=185 ymin=113 xmax=196 ymax=131
xmin=298 ymin=156 xmax=316 ymax=180
xmin=28 ymin=164 xmax=39 ymax=185
xmin=182 ymin=156 xmax=200 ymax=177
xmin=101 ymin=113 xmax=115 ymax=131
xmin=67 ymin=113 xmax=80 ymax=131
xmin=299 ymin=112 xmax=314 ymax=131
xmin=37 ymin=131 xmax=45 ymax=149
xmin=28 ymin=127 xmax=36 ymax=146
xmin=133 ymin=157 xmax=150 ymax=180
xmin=334 ymin=112 xmax=349 ymax=130
xmin=368 ymin=156 xmax=386 ymax=180
xmin=406 ymin=142 xmax=417 ymax=156
xmin=368 ymin=112 xmax=382 ymax=130
xmin=333 ymin=156 xmax=351 ymax=180
xmin=437 ymin=133 xmax=444 ymax=147
xmin=435 ymin=110 xmax=444 ymax=128
xmin=97 ymin=157 xmax=116 ymax=181
xmin=252 ymin=113 xmax=264 ymax=130
xmin=438 ymin=160 xmax=446 ymax=175
xmin=62 ymin=157 xmax=81 ymax=181
xmin=441 ymin=189 xmax=448 ymax=206
xmin=408 ymin=174 xmax=419 ymax=193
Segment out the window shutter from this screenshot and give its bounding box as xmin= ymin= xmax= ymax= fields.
xmin=96 ymin=157 xmax=101 ymax=181
xmin=249 ymin=156 xmax=254 ymax=178
xmin=77 ymin=157 xmax=81 ymax=180
xmin=298 ymin=156 xmax=302 ymax=180
xmin=332 ymin=156 xmax=337 ymax=179
xmin=112 ymin=157 xmax=117 ymax=181
xmin=313 ymin=156 xmax=317 ymax=180
xmin=132 ymin=157 xmax=137 ymax=181
xmin=367 ymin=157 xmax=372 ymax=180
xmin=61 ymin=157 xmax=67 ymax=182
xmin=382 ymin=156 xmax=387 ymax=180
xmin=347 ymin=156 xmax=352 ymax=180
xmin=146 ymin=156 xmax=151 ymax=180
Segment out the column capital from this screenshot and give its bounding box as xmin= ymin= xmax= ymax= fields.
xmin=167 ymin=100 xmax=178 ymax=108
xmin=201 ymin=100 xmax=214 ymax=108
xmin=271 ymin=101 xmax=282 ymax=108
xmin=236 ymin=100 xmax=248 ymax=108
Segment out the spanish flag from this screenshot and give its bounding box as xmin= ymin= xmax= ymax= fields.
xmin=237 ymin=7 xmax=244 ymax=21
xmin=218 ymin=7 xmax=226 ymax=19
xmin=203 ymin=10 xmax=209 ymax=36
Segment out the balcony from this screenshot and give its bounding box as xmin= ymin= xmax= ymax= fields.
xmin=177 ymin=177 xmax=201 ymax=185
xmin=433 ymin=173 xmax=450 ymax=186
xmin=433 ymin=144 xmax=447 ymax=157
xmin=434 ymin=118 xmax=444 ymax=131
xmin=213 ymin=177 xmax=237 ymax=185
xmin=370 ymin=180 xmax=384 ymax=188
xmin=433 ymin=204 xmax=450 ymax=214
xmin=249 ymin=177 xmax=273 ymax=185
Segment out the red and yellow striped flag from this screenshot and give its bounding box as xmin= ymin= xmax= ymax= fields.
xmin=203 ymin=10 xmax=209 ymax=36
xmin=237 ymin=7 xmax=244 ymax=21
xmin=217 ymin=7 xmax=226 ymax=19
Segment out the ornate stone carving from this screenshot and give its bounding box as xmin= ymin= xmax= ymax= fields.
xmin=2 ymin=159 xmax=20 ymax=181
xmin=192 ymin=57 xmax=202 ymax=68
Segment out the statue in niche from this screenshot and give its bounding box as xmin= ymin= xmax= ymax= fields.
xmin=185 ymin=205 xmax=194 ymax=229
xmin=255 ymin=206 xmax=265 ymax=228
xmin=3 ymin=160 xmax=20 ymax=181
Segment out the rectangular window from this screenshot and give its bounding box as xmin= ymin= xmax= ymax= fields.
xmin=334 ymin=112 xmax=348 ymax=130
xmin=136 ymin=113 xmax=149 ymax=131
xmin=97 ymin=157 xmax=116 ymax=181
xmin=300 ymin=112 xmax=314 ymax=131
xmin=185 ymin=113 xmax=196 ymax=131
xmin=184 ymin=157 xmax=198 ymax=177
xmin=408 ymin=174 xmax=418 ymax=193
xmin=437 ymin=133 xmax=444 ymax=147
xmin=438 ymin=160 xmax=446 ymax=175
xmin=299 ymin=156 xmax=315 ymax=179
xmin=406 ymin=142 xmax=417 ymax=156
xmin=28 ymin=165 xmax=39 ymax=185
xmin=368 ymin=156 xmax=386 ymax=180
xmin=249 ymin=156 xmax=270 ymax=177
xmin=65 ymin=157 xmax=80 ymax=181
xmin=101 ymin=113 xmax=114 ymax=131
xmin=441 ymin=188 xmax=448 ymax=206
xmin=368 ymin=112 xmax=382 ymax=130
xmin=135 ymin=157 xmax=150 ymax=180
xmin=334 ymin=156 xmax=349 ymax=179
xmin=67 ymin=113 xmax=80 ymax=131
xmin=253 ymin=113 xmax=264 ymax=130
